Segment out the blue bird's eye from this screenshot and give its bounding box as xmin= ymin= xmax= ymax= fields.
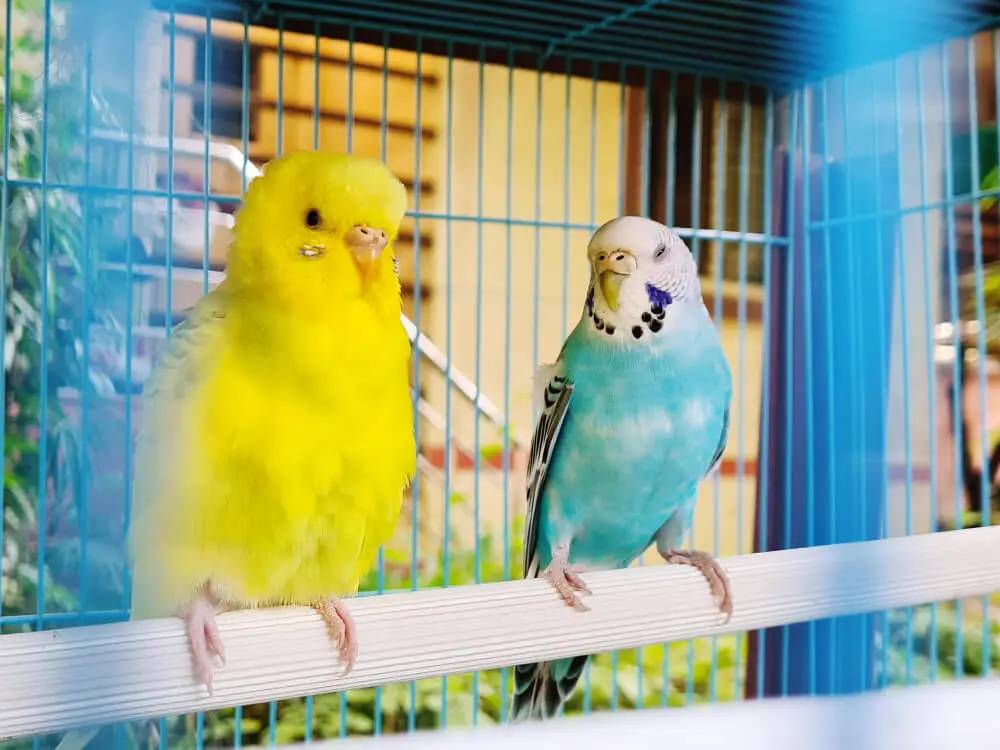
xmin=653 ymin=242 xmax=667 ymax=260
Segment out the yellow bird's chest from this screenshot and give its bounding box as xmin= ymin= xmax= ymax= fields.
xmin=189 ymin=310 xmax=416 ymax=604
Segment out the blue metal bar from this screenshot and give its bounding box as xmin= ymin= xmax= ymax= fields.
xmin=35 ymin=0 xmax=54 ymax=635
xmin=346 ymin=25 xmax=355 ymax=151
xmin=582 ymin=57 xmax=599 ymax=716
xmin=79 ymin=11 xmax=95 ymax=618
xmin=966 ymin=36 xmax=992 ymax=678
xmin=635 ymin=64 xmax=652 ymax=710
xmin=276 ymin=14 xmax=285 ymax=155
xmin=660 ymin=67 xmax=679 ymax=712
xmin=780 ymin=91 xmax=799 ymax=699
xmin=913 ymin=45 xmax=939 ymax=689
xmin=499 ymin=43 xmax=516 ymax=725
xmin=818 ymin=78 xmax=839 ymax=695
xmin=165 ymin=6 xmax=177 ymax=344
xmin=733 ymin=82 xmax=752 ymax=704
xmin=373 ymin=29 xmax=391 ymax=736
xmin=561 ymin=58 xmax=572 ymax=340
xmin=313 ymin=20 xmax=321 ymax=150
xmin=749 ymin=87 xmax=776 ymax=701
xmin=685 ymin=73 xmax=703 ymax=708
xmin=842 ymin=71 xmax=870 ymax=690
xmin=233 ymin=12 xmax=250 ymax=743
xmin=940 ymin=42 xmax=965 ymax=681
xmin=440 ymin=40 xmax=455 ymax=729
xmin=0 ymin=0 xmax=12 ymax=626
xmin=0 ymin=173 xmax=794 ymax=243
xmin=471 ymin=41 xmax=487 ymax=728
xmin=408 ymin=34 xmax=424 ymax=734
xmin=864 ymin=69 xmax=892 ymax=691
xmin=532 ymin=56 xmax=543 ymax=383
xmin=890 ymin=56 xmax=915 ymax=689
xmin=800 ymin=86 xmax=817 ymax=698
xmin=709 ymin=79 xmax=729 ymax=705
xmin=609 ymin=59 xmax=627 ymax=714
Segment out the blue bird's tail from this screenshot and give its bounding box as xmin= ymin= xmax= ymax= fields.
xmin=511 ymin=654 xmax=589 ymax=721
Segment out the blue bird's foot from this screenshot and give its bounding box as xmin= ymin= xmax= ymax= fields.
xmin=661 ymin=548 xmax=733 ymax=621
xmin=315 ymin=596 xmax=359 ymax=675
xmin=182 ymin=595 xmax=227 ymax=694
xmin=542 ymin=559 xmax=593 ymax=612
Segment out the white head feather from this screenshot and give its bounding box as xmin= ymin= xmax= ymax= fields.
xmin=583 ymin=216 xmax=701 ymax=342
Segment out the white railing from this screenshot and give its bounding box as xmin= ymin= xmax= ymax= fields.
xmin=2 ymin=526 xmax=999 ymax=741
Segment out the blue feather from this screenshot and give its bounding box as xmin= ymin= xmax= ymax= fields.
xmin=645 ymin=283 xmax=673 ymax=309
xmin=513 ymin=298 xmax=731 ymax=721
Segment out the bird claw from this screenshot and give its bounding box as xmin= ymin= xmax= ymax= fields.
xmin=183 ymin=596 xmax=226 ymax=694
xmin=543 ymin=561 xmax=592 ymax=612
xmin=662 ymin=548 xmax=733 ymax=621
xmin=315 ymin=597 xmax=358 ymax=675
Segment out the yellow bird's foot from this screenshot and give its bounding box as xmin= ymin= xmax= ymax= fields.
xmin=181 ymin=596 xmax=226 ymax=693
xmin=314 ymin=596 xmax=358 ymax=675
xmin=660 ymin=548 xmax=733 ymax=621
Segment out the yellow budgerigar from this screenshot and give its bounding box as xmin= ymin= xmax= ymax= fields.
xmin=126 ymin=151 xmax=416 ymax=691
xmin=55 ymin=151 xmax=415 ymax=750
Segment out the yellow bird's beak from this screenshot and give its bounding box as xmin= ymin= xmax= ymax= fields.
xmin=595 ymin=250 xmax=637 ymax=312
xmin=345 ymin=225 xmax=389 ymax=286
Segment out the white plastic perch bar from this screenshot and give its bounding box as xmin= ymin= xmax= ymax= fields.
xmin=2 ymin=526 xmax=1000 ymax=740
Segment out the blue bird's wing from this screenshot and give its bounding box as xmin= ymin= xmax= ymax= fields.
xmin=522 ymin=360 xmax=573 ymax=579
xmin=705 ymin=403 xmax=730 ymax=477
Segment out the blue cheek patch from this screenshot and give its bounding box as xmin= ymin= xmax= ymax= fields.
xmin=645 ymin=283 xmax=673 ymax=308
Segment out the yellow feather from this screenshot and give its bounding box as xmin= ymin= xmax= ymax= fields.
xmin=127 ymin=151 xmax=416 ymax=620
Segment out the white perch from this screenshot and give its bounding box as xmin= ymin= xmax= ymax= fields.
xmin=2 ymin=526 xmax=999 ymax=740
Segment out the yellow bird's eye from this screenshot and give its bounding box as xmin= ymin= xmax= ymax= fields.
xmin=305 ymin=208 xmax=322 ymax=229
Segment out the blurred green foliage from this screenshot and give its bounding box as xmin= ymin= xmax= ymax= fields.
xmin=2 ymin=0 xmax=87 ymax=626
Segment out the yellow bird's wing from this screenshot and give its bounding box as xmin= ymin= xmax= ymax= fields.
xmin=128 ymin=285 xmax=229 ymax=619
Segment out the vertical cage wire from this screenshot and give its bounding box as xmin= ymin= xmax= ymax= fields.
xmin=799 ymin=87 xmax=815 ymax=697
xmin=867 ymin=66 xmax=890 ymax=692
xmin=780 ymin=87 xmax=800 ymax=699
xmin=5 ymin=2 xmax=1000 ymax=746
xmin=912 ymin=48 xmax=940 ymax=686
xmin=966 ymin=34 xmax=993 ymax=680
xmin=889 ymin=58 xmax=915 ymax=688
xmin=940 ymin=41 xmax=965 ymax=682
xmin=0 ymin=0 xmax=11 ymax=632
xmin=35 ymin=0 xmax=53 ymax=640
xmin=733 ymin=82 xmax=751 ymax=704
xmin=754 ymin=86 xmax=776 ymax=701
xmin=817 ymin=77 xmax=837 ymax=692
xmin=709 ymin=79 xmax=728 ymax=705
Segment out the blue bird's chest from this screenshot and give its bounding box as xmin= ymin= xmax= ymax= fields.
xmin=540 ymin=323 xmax=730 ymax=569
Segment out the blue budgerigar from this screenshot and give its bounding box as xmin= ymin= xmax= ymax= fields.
xmin=512 ymin=216 xmax=733 ymax=721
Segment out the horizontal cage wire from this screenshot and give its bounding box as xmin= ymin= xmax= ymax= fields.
xmin=2 ymin=0 xmax=1000 ymax=748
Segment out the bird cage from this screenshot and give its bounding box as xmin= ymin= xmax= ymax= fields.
xmin=2 ymin=0 xmax=1000 ymax=748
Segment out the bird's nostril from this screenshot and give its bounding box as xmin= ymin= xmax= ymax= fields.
xmin=614 ymin=253 xmax=624 ymax=261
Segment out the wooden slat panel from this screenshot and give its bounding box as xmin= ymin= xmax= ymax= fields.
xmin=171 ymin=15 xmax=437 ymax=80
xmin=251 ymin=116 xmax=436 ymax=189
